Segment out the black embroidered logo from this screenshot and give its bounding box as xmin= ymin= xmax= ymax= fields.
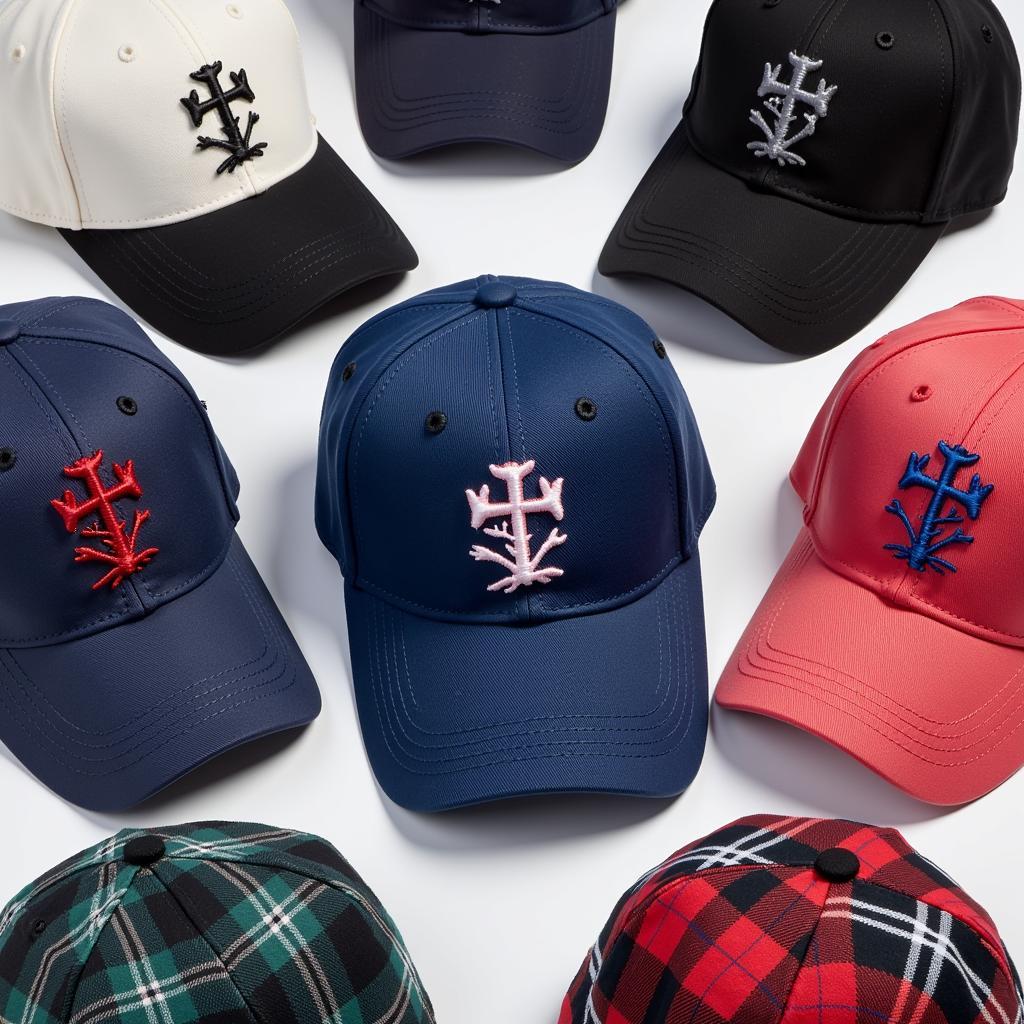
xmin=181 ymin=61 xmax=268 ymax=175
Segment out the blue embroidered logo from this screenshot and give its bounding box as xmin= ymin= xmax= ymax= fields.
xmin=884 ymin=441 xmax=994 ymax=575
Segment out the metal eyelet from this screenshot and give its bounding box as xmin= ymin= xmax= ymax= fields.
xmin=116 ymin=396 xmax=138 ymax=416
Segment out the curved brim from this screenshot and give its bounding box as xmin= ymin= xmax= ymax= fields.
xmin=599 ymin=125 xmax=946 ymax=355
xmin=354 ymin=5 xmax=616 ymax=162
xmin=345 ymin=557 xmax=708 ymax=812
xmin=59 ymin=136 xmax=417 ymax=355
xmin=0 ymin=535 xmax=321 ymax=811
xmin=715 ymin=531 xmax=1024 ymax=805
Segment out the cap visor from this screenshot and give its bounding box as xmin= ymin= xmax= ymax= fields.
xmin=0 ymin=535 xmax=321 ymax=811
xmin=344 ymin=556 xmax=708 ymax=812
xmin=59 ymin=136 xmax=417 ymax=355
xmin=715 ymin=530 xmax=1024 ymax=804
xmin=354 ymin=4 xmax=616 ymax=162
xmin=599 ymin=126 xmax=945 ymax=355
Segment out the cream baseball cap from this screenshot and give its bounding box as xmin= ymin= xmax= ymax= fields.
xmin=0 ymin=0 xmax=417 ymax=353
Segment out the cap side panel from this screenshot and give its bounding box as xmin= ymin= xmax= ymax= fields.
xmin=0 ymin=860 xmax=137 ymax=1024
xmin=153 ymin=858 xmax=432 ymax=1023
xmin=0 ymin=0 xmax=81 ymax=227
xmin=802 ymin=298 xmax=1024 ymax=519
xmin=69 ymin=870 xmax=256 ymax=1024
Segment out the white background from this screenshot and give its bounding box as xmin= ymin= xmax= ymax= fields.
xmin=1 ymin=1 xmax=1023 ymax=1021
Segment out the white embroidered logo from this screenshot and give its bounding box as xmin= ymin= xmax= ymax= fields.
xmin=748 ymin=52 xmax=837 ymax=167
xmin=466 ymin=460 xmax=567 ymax=594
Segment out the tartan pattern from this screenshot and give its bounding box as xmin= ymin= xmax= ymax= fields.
xmin=561 ymin=815 xmax=1023 ymax=1024
xmin=0 ymin=822 xmax=433 ymax=1024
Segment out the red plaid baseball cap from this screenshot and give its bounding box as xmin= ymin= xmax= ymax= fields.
xmin=560 ymin=815 xmax=1023 ymax=1024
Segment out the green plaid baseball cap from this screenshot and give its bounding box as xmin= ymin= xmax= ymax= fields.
xmin=0 ymin=821 xmax=433 ymax=1024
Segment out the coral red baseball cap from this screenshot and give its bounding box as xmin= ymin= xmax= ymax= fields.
xmin=716 ymin=297 xmax=1024 ymax=805
xmin=561 ymin=815 xmax=1023 ymax=1024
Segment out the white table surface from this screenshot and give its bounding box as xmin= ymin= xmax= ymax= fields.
xmin=1 ymin=2 xmax=1023 ymax=1021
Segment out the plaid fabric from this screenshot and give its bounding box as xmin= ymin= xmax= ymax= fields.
xmin=0 ymin=822 xmax=433 ymax=1024
xmin=561 ymin=815 xmax=1023 ymax=1024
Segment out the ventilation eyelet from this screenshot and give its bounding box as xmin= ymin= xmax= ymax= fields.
xmin=425 ymin=411 xmax=448 ymax=435
xmin=653 ymin=339 xmax=668 ymax=360
xmin=341 ymin=362 xmax=356 ymax=383
xmin=981 ymin=24 xmax=994 ymax=44
xmin=911 ymin=385 xmax=933 ymax=403
xmin=875 ymin=31 xmax=895 ymax=50
xmin=0 ymin=447 xmax=16 ymax=471
xmin=116 ymin=395 xmax=138 ymax=416
xmin=575 ymin=397 xmax=598 ymax=422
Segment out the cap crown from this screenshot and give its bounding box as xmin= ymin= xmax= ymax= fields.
xmin=0 ymin=0 xmax=316 ymax=230
xmin=316 ymin=277 xmax=715 ymax=625
xmin=793 ymin=297 xmax=1024 ymax=647
xmin=0 ymin=822 xmax=433 ymax=1024
xmin=686 ymin=0 xmax=1020 ymax=223
xmin=561 ymin=814 xmax=1023 ymax=1024
xmin=360 ymin=0 xmax=616 ymax=34
xmin=0 ymin=297 xmax=239 ymax=648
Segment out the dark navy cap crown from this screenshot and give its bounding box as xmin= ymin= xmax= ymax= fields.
xmin=360 ymin=0 xmax=616 ymax=34
xmin=0 ymin=298 xmax=238 ymax=649
xmin=316 ymin=276 xmax=715 ymax=627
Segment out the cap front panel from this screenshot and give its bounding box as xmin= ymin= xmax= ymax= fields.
xmin=808 ymin=315 xmax=1024 ymax=643
xmin=0 ymin=0 xmax=80 ymax=226
xmin=687 ymin=0 xmax=953 ymax=218
xmin=347 ymin=305 xmax=682 ymax=623
xmin=360 ymin=0 xmax=612 ymax=34
xmin=0 ymin=322 xmax=236 ymax=647
xmin=53 ymin=0 xmax=316 ymax=230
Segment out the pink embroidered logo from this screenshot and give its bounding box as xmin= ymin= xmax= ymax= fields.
xmin=465 ymin=460 xmax=567 ymax=594
xmin=51 ymin=450 xmax=160 ymax=591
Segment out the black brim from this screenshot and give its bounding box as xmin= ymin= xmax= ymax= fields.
xmin=599 ymin=125 xmax=946 ymax=355
xmin=0 ymin=535 xmax=321 ymax=812
xmin=355 ymin=5 xmax=616 ymax=162
xmin=59 ymin=136 xmax=417 ymax=355
xmin=345 ymin=556 xmax=708 ymax=813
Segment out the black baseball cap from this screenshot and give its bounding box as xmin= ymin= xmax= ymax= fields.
xmin=600 ymin=0 xmax=1021 ymax=355
xmin=354 ymin=0 xmax=619 ymax=162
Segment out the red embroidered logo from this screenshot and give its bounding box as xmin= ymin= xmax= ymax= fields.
xmin=51 ymin=450 xmax=159 ymax=591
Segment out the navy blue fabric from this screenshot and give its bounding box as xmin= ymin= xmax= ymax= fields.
xmin=354 ymin=4 xmax=616 ymax=161
xmin=361 ymin=0 xmax=615 ymax=34
xmin=0 ymin=298 xmax=320 ymax=810
xmin=316 ymin=277 xmax=715 ymax=810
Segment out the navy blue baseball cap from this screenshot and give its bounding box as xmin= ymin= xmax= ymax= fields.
xmin=0 ymin=298 xmax=321 ymax=811
xmin=354 ymin=0 xmax=618 ymax=162
xmin=316 ymin=276 xmax=715 ymax=811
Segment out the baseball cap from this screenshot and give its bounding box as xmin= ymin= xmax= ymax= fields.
xmin=316 ymin=276 xmax=716 ymax=811
xmin=561 ymin=814 xmax=1023 ymax=1024
xmin=354 ymin=0 xmax=618 ymax=162
xmin=599 ymin=0 xmax=1021 ymax=355
xmin=0 ymin=820 xmax=433 ymax=1024
xmin=0 ymin=0 xmax=417 ymax=356
xmin=716 ymin=297 xmax=1024 ymax=805
xmin=0 ymin=297 xmax=320 ymax=811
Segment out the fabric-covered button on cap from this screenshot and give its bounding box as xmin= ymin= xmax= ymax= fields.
xmin=124 ymin=835 xmax=166 ymax=866
xmin=814 ymin=848 xmax=860 ymax=882
xmin=474 ymin=282 xmax=517 ymax=308
xmin=0 ymin=320 xmax=21 ymax=345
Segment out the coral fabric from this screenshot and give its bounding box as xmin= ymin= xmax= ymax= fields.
xmin=717 ymin=297 xmax=1024 ymax=803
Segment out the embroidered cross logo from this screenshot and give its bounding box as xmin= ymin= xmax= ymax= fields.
xmin=181 ymin=61 xmax=268 ymax=174
xmin=884 ymin=441 xmax=994 ymax=575
xmin=466 ymin=460 xmax=567 ymax=594
xmin=51 ymin=451 xmax=160 ymax=591
xmin=748 ymin=52 xmax=837 ymax=167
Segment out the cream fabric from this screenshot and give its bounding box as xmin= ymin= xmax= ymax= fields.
xmin=0 ymin=0 xmax=317 ymax=230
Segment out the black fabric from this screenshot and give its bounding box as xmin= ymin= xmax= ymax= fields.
xmin=601 ymin=0 xmax=1019 ymax=353
xmin=59 ymin=137 xmax=417 ymax=355
xmin=354 ymin=3 xmax=616 ymax=162
xmin=600 ymin=126 xmax=944 ymax=355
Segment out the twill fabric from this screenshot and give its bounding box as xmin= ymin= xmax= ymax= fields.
xmin=561 ymin=815 xmax=1023 ymax=1024
xmin=0 ymin=822 xmax=432 ymax=1024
